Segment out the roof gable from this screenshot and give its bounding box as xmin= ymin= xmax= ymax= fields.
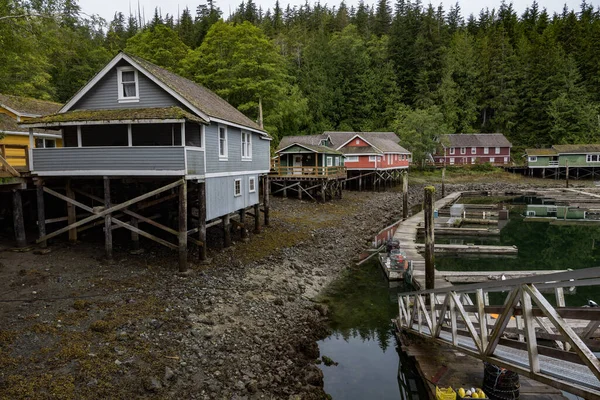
xmin=60 ymin=52 xmax=268 ymax=136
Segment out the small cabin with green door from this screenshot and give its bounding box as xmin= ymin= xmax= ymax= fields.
xmin=273 ymin=143 xmax=345 ymax=177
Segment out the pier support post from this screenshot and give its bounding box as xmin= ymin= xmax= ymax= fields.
xmin=66 ymin=179 xmax=77 ymax=243
xmin=359 ymin=176 xmax=362 ymax=192
xmin=441 ymin=167 xmax=445 ymax=198
xmin=263 ymin=176 xmax=270 ymax=226
xmin=402 ymin=172 xmax=409 ymax=219
xmin=253 ymin=203 xmax=260 ymax=234
xmin=36 ymin=180 xmax=47 ymax=248
xmin=103 ymin=176 xmax=113 ymax=261
xmin=12 ymin=189 xmax=26 ymax=248
xmin=424 ymin=186 xmax=435 ymax=290
xmin=283 ymin=180 xmax=287 ymax=198
xmin=223 ymin=214 xmax=231 ymax=248
xmin=198 ymin=181 xmax=207 ymax=261
xmin=298 ymin=182 xmax=302 ymax=200
xmin=178 ymin=179 xmax=188 ymax=272
xmin=130 ymin=208 xmax=140 ymax=251
xmin=239 ymin=208 xmax=248 ymax=241
xmin=566 ymin=160 xmax=570 ymax=188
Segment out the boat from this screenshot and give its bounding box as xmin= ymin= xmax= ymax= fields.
xmin=378 ymin=249 xmax=413 ymax=282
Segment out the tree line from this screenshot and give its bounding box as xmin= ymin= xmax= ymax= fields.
xmin=3 ymin=0 xmax=600 ymax=160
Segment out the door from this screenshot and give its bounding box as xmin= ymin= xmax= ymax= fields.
xmin=293 ymin=155 xmax=303 ymax=175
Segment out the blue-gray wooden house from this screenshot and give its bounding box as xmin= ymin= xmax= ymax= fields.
xmin=20 ymin=52 xmax=272 ymax=270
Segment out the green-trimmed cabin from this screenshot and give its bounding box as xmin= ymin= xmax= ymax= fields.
xmin=525 ymin=205 xmax=587 ymax=219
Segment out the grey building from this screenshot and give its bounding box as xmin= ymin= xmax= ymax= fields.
xmin=21 ymin=52 xmax=272 ymax=270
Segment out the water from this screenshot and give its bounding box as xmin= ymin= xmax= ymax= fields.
xmin=435 ymin=207 xmax=600 ymax=306
xmin=316 ymin=260 xmax=427 ymax=399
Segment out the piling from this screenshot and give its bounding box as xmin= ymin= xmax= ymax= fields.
xmin=402 ymin=172 xmax=409 ymax=219
xmin=424 ymin=186 xmax=435 ymax=290
xmin=103 ymin=177 xmax=113 ymax=260
xmin=566 ymin=160 xmax=570 ymax=188
xmin=441 ymin=167 xmax=446 ymax=197
xmin=178 ymin=180 xmax=188 ymax=272
xmin=12 ymin=189 xmax=26 ymax=248
xmin=198 ymin=181 xmax=207 ymax=261
xmin=263 ymin=176 xmax=270 ymax=226
xmin=36 ymin=180 xmax=47 ymax=248
xmin=223 ymin=214 xmax=231 ymax=248
xmin=66 ymin=179 xmax=77 ymax=243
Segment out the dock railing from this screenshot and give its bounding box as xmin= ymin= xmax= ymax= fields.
xmin=269 ymin=165 xmax=347 ymax=179
xmin=397 ymin=267 xmax=600 ymax=399
xmin=0 ymin=144 xmax=29 ymax=177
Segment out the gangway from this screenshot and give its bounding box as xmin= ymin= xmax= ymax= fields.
xmin=397 ymin=267 xmax=600 ymax=399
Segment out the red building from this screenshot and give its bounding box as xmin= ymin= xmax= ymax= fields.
xmin=434 ymin=133 xmax=512 ymax=166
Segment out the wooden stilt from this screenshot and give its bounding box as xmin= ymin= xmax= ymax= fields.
xmin=12 ymin=189 xmax=26 ymax=248
xmin=66 ymin=179 xmax=77 ymax=243
xmin=178 ymin=180 xmax=188 ymax=272
xmin=36 ymin=180 xmax=46 ymax=248
xmin=239 ymin=208 xmax=248 ymax=241
xmin=223 ymin=214 xmax=231 ymax=248
xmin=198 ymin=181 xmax=207 ymax=261
xmin=566 ymin=160 xmax=570 ymax=188
xmin=283 ymin=180 xmax=287 ymax=198
xmin=321 ymin=182 xmax=326 ymax=202
xmin=263 ymin=176 xmax=270 ymax=226
xmin=103 ymin=176 xmax=113 ymax=260
xmin=424 ymin=186 xmax=435 ymax=290
xmin=359 ymin=176 xmax=362 ymax=191
xmin=402 ymin=172 xmax=409 ymax=219
xmin=253 ymin=203 xmax=260 ymax=234
xmin=297 ymin=182 xmax=302 ymax=200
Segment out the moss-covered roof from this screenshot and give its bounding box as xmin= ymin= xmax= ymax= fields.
xmin=19 ymin=107 xmax=207 ymax=126
xmin=553 ymin=144 xmax=600 ymax=153
xmin=0 ymin=93 xmax=62 ymax=116
xmin=0 ymin=114 xmax=57 ymax=135
xmin=525 ymin=148 xmax=558 ymax=156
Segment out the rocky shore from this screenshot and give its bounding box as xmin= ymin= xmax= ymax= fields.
xmin=0 ymin=180 xmax=571 ymax=399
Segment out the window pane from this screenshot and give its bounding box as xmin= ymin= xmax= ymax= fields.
xmin=46 ymin=140 xmax=56 ymax=148
xmin=123 ymin=82 xmax=136 ymax=97
xmin=35 ymin=138 xmax=44 ymax=148
xmin=122 ymin=71 xmax=135 ymax=82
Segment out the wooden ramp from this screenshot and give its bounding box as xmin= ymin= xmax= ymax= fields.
xmin=415 ymin=243 xmax=518 ymax=255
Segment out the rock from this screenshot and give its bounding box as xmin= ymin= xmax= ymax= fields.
xmin=164 ymin=366 xmax=175 ymax=381
xmin=246 ymin=380 xmax=258 ymax=393
xmin=304 ymin=366 xmax=324 ymax=386
xmin=274 ymin=298 xmax=284 ymax=306
xmin=313 ymin=304 xmax=328 ymax=317
xmin=143 ymin=377 xmax=162 ymax=392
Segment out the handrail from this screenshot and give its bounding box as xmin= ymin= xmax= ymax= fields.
xmin=269 ymin=165 xmax=347 ymax=177
xmin=397 ymin=267 xmax=600 ymax=399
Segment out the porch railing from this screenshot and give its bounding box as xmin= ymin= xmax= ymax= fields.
xmin=269 ymin=165 xmax=346 ymax=178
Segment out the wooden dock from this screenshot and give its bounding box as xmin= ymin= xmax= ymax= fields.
xmin=415 ymin=243 xmax=518 ymax=255
xmin=416 ymin=227 xmax=501 ymax=236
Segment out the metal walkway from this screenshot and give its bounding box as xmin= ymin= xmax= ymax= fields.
xmin=397 ymin=267 xmax=600 ymax=399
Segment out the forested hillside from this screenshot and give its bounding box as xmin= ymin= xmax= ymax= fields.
xmin=3 ymin=0 xmax=600 ymax=157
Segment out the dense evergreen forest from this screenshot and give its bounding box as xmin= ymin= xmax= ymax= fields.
xmin=3 ymin=0 xmax=600 ymax=160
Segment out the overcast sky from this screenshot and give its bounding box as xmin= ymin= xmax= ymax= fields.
xmin=78 ymin=0 xmax=590 ymax=25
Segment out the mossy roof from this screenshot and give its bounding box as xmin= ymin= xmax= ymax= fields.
xmin=126 ymin=53 xmax=268 ymax=135
xmin=19 ymin=106 xmax=207 ymax=126
xmin=0 ymin=93 xmax=62 ymax=116
xmin=553 ymin=144 xmax=600 ymax=153
xmin=525 ymin=148 xmax=558 ymax=156
xmin=0 ymin=114 xmax=57 ymax=134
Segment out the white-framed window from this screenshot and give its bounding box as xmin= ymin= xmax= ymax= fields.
xmin=234 ymin=179 xmax=241 ymax=197
xmin=449 ymin=157 xmax=455 ymax=164
xmin=471 ymin=157 xmax=476 ymax=164
xmin=334 ymin=157 xmax=340 ymax=166
xmin=369 ymin=155 xmax=377 ymax=162
xmin=355 ymin=139 xmax=360 ymax=144
xmin=35 ymin=138 xmax=56 ymax=148
xmin=495 ymin=147 xmax=500 ymax=154
xmin=241 ymin=131 xmax=252 ymax=159
xmin=249 ymin=177 xmax=256 ymax=193
xmin=450 ymin=147 xmax=455 ymax=155
xmin=117 ymin=66 xmax=139 ymax=102
xmin=484 ymin=147 xmax=489 ymax=154
xmin=327 ymin=156 xmax=333 ymax=167
xmin=528 ymin=156 xmax=538 ymax=162
xmin=345 ymin=156 xmax=358 ymax=162
xmin=489 ymin=157 xmax=495 ymax=163
xmin=504 ymin=157 xmax=508 ymax=163
xmin=587 ymin=154 xmax=600 ymax=162
xmin=471 ymin=147 xmax=476 ymax=154
xmin=218 ymin=125 xmax=228 ymax=159
xmin=460 ymin=147 xmax=466 ymax=155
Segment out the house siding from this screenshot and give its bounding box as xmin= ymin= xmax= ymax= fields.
xmin=32 ymin=147 xmax=185 ymax=173
xmin=73 ymin=61 xmax=182 ymax=111
xmin=204 ymin=122 xmax=270 ymax=175
xmin=205 ymin=174 xmax=259 ymax=220
xmin=186 ymin=149 xmax=205 ymax=175
xmin=437 ymin=147 xmax=511 ymax=165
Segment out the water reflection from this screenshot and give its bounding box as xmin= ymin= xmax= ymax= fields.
xmin=317 ymin=260 xmax=427 ymax=399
